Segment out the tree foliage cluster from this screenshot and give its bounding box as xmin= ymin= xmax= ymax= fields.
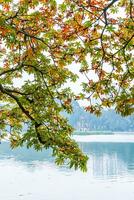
xmin=0 ymin=0 xmax=133 ymax=171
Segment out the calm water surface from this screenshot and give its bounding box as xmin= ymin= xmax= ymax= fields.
xmin=0 ymin=138 xmax=134 ymax=200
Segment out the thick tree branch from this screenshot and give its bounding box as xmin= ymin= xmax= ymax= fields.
xmin=0 ymin=84 xmax=34 ymax=121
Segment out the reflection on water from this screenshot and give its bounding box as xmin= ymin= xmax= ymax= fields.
xmin=80 ymin=143 xmax=134 ymax=180
xmin=0 ymin=141 xmax=134 ymax=200
xmin=1 ymin=142 xmax=134 ymax=178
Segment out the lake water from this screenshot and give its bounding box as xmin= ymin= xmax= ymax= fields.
xmin=0 ymin=136 xmax=134 ymax=200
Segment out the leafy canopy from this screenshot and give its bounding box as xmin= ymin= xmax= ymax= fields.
xmin=0 ymin=0 xmax=133 ymax=171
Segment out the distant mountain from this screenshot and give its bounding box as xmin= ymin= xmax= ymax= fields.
xmin=64 ymin=102 xmax=134 ymax=132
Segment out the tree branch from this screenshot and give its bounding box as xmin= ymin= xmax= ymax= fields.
xmin=0 ymin=84 xmax=34 ymax=121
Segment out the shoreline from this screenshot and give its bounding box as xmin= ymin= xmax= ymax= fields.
xmin=72 ymin=134 xmax=134 ymax=143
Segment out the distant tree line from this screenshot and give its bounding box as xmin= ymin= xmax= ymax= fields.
xmin=64 ymin=102 xmax=134 ymax=132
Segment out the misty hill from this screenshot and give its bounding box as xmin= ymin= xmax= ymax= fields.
xmin=64 ymin=102 xmax=134 ymax=132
